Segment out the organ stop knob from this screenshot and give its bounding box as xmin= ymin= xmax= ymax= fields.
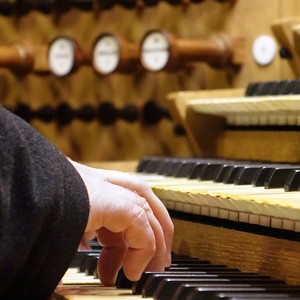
xmin=48 ymin=36 xmax=89 ymax=77
xmin=0 ymin=42 xmax=34 ymax=73
xmin=92 ymin=33 xmax=139 ymax=75
xmin=140 ymin=30 xmax=244 ymax=72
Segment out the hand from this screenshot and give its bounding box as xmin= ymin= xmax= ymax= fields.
xmin=69 ymin=160 xmax=174 ymax=286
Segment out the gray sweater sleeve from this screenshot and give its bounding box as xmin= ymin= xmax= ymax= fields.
xmin=0 ymin=106 xmax=90 ymax=300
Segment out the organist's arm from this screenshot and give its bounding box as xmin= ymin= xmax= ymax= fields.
xmin=0 ymin=106 xmax=90 ymax=300
xmin=69 ymin=160 xmax=174 ymax=286
xmin=0 ymin=105 xmax=173 ymax=299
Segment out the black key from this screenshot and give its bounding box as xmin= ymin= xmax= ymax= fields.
xmin=179 ymin=285 xmax=268 ymax=300
xmin=200 ymin=163 xmax=226 ymax=181
xmin=156 ymin=158 xmax=179 ymax=175
xmin=116 ymin=268 xmax=133 ymax=288
xmin=136 ymin=156 xmax=153 ymax=172
xmin=84 ymin=256 xmax=98 ymax=276
xmin=186 ymin=286 xmax=300 ymax=300
xmin=251 ymin=166 xmax=276 ymax=187
xmin=144 ymin=157 xmax=168 ymax=173
xmin=279 ymin=80 xmax=297 ymax=95
xmin=189 ymin=161 xmax=209 ymax=179
xmin=88 ymin=239 xmax=102 ymax=250
xmin=223 ymin=166 xmax=245 ymax=184
xmin=189 ymin=159 xmax=226 ymax=179
xmin=133 ymin=270 xmax=246 ymax=295
xmin=153 ymin=277 xmax=284 ymax=300
xmin=245 ymin=82 xmax=260 ymax=96
xmin=198 ymin=293 xmax=300 ymax=300
xmin=174 ymin=161 xmax=199 ymax=178
xmin=214 ymin=165 xmax=234 ymax=182
xmin=164 ymin=160 xmax=185 ymax=177
xmin=70 ymin=250 xmax=98 ymax=268
xmin=264 ymin=167 xmax=300 ymax=189
xmin=136 ymin=156 xmax=170 ymax=173
xmin=169 ymin=262 xmax=211 ymax=267
xmin=253 ymin=81 xmax=276 ymax=96
xmin=284 ymin=169 xmax=300 ymax=191
xmin=133 ymin=271 xmax=216 ymax=295
xmin=289 ymin=79 xmax=300 ymax=94
xmin=142 ymin=276 xmax=227 ymax=297
xmin=234 ymin=166 xmax=263 ymax=185
xmin=269 ymin=80 xmax=291 ymax=95
xmin=168 ymin=267 xmax=240 ymax=272
xmin=78 ymin=253 xmax=98 ymax=273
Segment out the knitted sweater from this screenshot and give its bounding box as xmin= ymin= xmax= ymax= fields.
xmin=0 ymin=106 xmax=89 ymax=299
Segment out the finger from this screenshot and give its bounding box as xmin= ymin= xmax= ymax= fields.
xmin=129 ymin=196 xmax=167 ymax=273
xmin=99 ymin=193 xmax=157 ymax=281
xmin=121 ymin=205 xmax=156 ymax=281
xmin=96 ymin=228 xmax=127 ymax=286
xmin=105 ymin=171 xmax=174 ymax=266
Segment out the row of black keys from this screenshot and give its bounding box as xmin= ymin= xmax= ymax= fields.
xmin=71 ymin=250 xmax=300 ymax=300
xmin=137 ymin=156 xmax=300 ymax=191
xmin=245 ymin=80 xmax=300 ymax=97
xmin=0 ymin=0 xmax=227 ymax=15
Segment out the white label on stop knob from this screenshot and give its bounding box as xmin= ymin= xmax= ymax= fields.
xmin=252 ymin=35 xmax=277 ymax=66
xmin=93 ymin=34 xmax=120 ymax=75
xmin=48 ymin=37 xmax=75 ymax=76
xmin=141 ymin=31 xmax=170 ymax=71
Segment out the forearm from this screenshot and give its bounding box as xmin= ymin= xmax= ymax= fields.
xmin=0 ymin=106 xmax=90 ymax=300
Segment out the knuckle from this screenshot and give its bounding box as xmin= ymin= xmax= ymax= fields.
xmin=147 ymin=241 xmax=157 ymax=256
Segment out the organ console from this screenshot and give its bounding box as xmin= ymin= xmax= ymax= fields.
xmin=92 ymin=33 xmax=140 ymax=75
xmin=53 ymin=80 xmax=300 ymax=299
xmin=0 ymin=1 xmax=298 ymax=299
xmin=140 ymin=30 xmax=245 ymax=72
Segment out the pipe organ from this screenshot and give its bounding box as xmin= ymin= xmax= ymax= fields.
xmin=2 ymin=0 xmax=300 ymax=299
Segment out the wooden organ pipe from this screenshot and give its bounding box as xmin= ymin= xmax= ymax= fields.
xmin=10 ymin=100 xmax=178 ymax=126
xmin=96 ymin=0 xmax=136 ymax=10
xmin=140 ymin=30 xmax=245 ymax=72
xmin=142 ymin=0 xmax=234 ymax=7
xmin=15 ymin=0 xmax=54 ymax=14
xmin=53 ymin=0 xmax=95 ymax=12
xmin=0 ymin=42 xmax=34 ymax=73
xmin=10 ymin=101 xmax=186 ymax=135
xmin=48 ymin=36 xmax=89 ymax=77
xmin=0 ymin=0 xmax=236 ymax=14
xmin=0 ymin=0 xmax=94 ymax=14
xmin=92 ymin=33 xmax=140 ymax=75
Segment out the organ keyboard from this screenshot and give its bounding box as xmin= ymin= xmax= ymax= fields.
xmin=56 ymin=248 xmax=300 ymax=299
xmin=56 ymin=81 xmax=300 ymax=298
xmin=55 ymin=155 xmax=300 ymax=299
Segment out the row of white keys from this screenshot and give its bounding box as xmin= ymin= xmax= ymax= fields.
xmin=148 ymin=178 xmax=300 ymax=232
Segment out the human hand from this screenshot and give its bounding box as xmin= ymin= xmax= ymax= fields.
xmin=69 ymin=160 xmax=174 ymax=286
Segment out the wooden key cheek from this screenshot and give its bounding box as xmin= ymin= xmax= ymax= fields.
xmin=92 ymin=33 xmax=139 ymax=75
xmin=140 ymin=30 xmax=245 ymax=71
